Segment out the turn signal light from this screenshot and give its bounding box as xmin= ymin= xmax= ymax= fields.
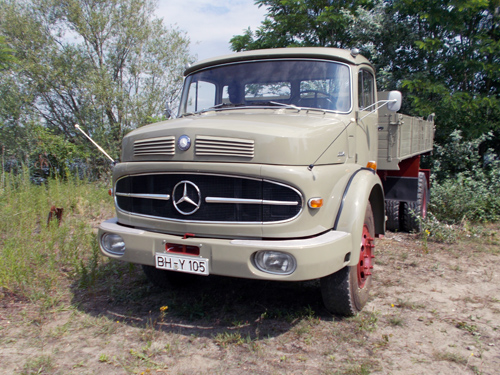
xmin=366 ymin=160 xmax=377 ymax=171
xmin=308 ymin=198 xmax=324 ymax=208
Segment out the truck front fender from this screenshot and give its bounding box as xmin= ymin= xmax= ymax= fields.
xmin=333 ymin=168 xmax=384 ymax=267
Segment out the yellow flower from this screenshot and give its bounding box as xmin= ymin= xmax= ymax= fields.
xmin=160 ymin=306 xmax=168 ymax=312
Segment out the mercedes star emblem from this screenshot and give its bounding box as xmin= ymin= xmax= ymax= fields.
xmin=172 ymin=181 xmax=201 ymax=215
xmin=178 ymin=135 xmax=191 ymax=151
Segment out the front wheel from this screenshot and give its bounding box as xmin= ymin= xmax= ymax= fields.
xmin=321 ymin=202 xmax=375 ymax=316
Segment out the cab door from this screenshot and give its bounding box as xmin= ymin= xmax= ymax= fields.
xmin=356 ymin=68 xmax=378 ymax=165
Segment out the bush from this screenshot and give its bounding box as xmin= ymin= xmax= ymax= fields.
xmin=429 ymin=130 xmax=500 ymax=223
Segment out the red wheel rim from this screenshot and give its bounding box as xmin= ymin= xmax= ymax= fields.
xmin=357 ymin=224 xmax=374 ymax=288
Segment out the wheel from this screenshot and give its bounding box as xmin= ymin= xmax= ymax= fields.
xmin=321 ymin=202 xmax=375 ymax=316
xmin=402 ymin=172 xmax=428 ymax=232
xmin=142 ymin=265 xmax=195 ymax=288
xmin=385 ymin=199 xmax=401 ymax=232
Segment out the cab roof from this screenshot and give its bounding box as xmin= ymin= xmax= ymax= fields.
xmin=184 ymin=47 xmax=373 ymax=76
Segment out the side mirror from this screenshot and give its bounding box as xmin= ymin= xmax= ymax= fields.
xmin=387 ymin=90 xmax=402 ymax=112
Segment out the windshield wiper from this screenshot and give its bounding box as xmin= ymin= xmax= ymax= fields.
xmin=240 ymin=100 xmax=302 ymax=112
xmin=198 ymin=103 xmax=246 ymax=114
xmin=248 ymin=101 xmax=301 ymax=110
xmin=196 ymin=101 xmax=301 ymax=115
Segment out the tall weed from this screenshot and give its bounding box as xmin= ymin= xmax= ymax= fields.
xmin=0 ymin=171 xmax=113 ymax=304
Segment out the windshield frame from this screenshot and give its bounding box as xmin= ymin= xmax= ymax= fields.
xmin=178 ymin=58 xmax=353 ymax=116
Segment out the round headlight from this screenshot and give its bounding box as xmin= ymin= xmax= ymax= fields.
xmin=101 ymin=233 xmax=126 ymax=255
xmin=178 ymin=135 xmax=191 ymax=151
xmin=253 ymin=251 xmax=296 ymax=275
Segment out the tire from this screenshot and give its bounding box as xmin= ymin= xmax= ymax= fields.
xmin=385 ymin=199 xmax=401 ymax=232
xmin=321 ymin=202 xmax=375 ymax=316
xmin=142 ymin=265 xmax=196 ymax=288
xmin=402 ymin=172 xmax=428 ymax=233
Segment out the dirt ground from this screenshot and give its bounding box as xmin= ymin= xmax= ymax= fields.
xmin=1 ymin=229 xmax=499 ymax=374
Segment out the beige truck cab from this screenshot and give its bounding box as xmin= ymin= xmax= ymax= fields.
xmin=98 ymin=47 xmax=434 ymax=316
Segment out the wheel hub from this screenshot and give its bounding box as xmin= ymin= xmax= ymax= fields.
xmin=357 ymin=224 xmax=374 ymax=288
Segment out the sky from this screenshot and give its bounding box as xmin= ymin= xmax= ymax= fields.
xmin=156 ymin=0 xmax=268 ymax=62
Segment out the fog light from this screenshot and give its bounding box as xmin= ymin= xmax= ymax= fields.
xmin=253 ymin=251 xmax=296 ymax=275
xmin=101 ymin=233 xmax=126 ymax=255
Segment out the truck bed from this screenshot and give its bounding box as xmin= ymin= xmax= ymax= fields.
xmin=377 ymin=92 xmax=435 ymax=171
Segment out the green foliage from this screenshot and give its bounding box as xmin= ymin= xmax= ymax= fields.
xmin=0 ymin=35 xmax=16 ymax=70
xmin=381 ymin=0 xmax=500 ymax=145
xmin=429 ymin=131 xmax=500 ymax=223
xmin=213 ymin=331 xmax=246 ymax=347
xmin=0 ymin=171 xmax=113 ymax=303
xmin=0 ymin=0 xmax=193 ymax=170
xmin=430 ymin=173 xmax=500 ymax=223
xmin=230 ymin=0 xmax=376 ymax=51
xmin=21 ymin=355 xmax=54 ymax=375
xmin=418 ymin=213 xmax=459 ymax=244
xmin=30 ymin=125 xmax=89 ymax=178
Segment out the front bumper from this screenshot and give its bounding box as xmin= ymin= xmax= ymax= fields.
xmin=98 ymin=218 xmax=353 ymax=281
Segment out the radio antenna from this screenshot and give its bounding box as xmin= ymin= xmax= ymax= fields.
xmin=74 ymin=124 xmax=115 ymax=164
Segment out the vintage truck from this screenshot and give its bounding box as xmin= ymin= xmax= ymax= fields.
xmin=98 ymin=47 xmax=434 ymax=316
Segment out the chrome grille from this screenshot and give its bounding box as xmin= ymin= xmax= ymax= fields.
xmin=115 ymin=173 xmax=302 ymax=223
xmin=134 ymin=136 xmax=175 ymax=157
xmin=195 ymin=136 xmax=254 ymax=158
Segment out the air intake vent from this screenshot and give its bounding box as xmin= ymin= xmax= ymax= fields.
xmin=134 ymin=136 xmax=175 ymax=157
xmin=196 ymin=136 xmax=254 ymax=158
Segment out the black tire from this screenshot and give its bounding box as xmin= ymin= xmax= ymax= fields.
xmin=402 ymin=172 xmax=428 ymax=233
xmin=321 ymin=202 xmax=375 ymax=316
xmin=385 ymin=199 xmax=401 ymax=232
xmin=142 ymin=265 xmax=196 ymax=288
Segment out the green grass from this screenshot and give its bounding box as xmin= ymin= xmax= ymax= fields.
xmin=21 ymin=354 xmax=54 ymax=375
xmin=213 ymin=331 xmax=247 ymax=347
xmin=0 ymin=171 xmax=113 ymax=305
xmin=433 ymin=350 xmax=468 ymax=365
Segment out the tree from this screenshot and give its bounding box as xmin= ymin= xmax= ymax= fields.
xmin=383 ymin=0 xmax=500 ymax=141
xmin=0 ymin=35 xmax=16 ymax=70
xmin=230 ymin=0 xmax=376 ymax=51
xmin=0 ymin=0 xmax=193 ymax=166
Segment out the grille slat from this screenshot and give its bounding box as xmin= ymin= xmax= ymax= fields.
xmin=115 ymin=174 xmax=302 ymax=223
xmin=134 ymin=136 xmax=175 ymax=156
xmin=196 ymin=136 xmax=254 ymax=157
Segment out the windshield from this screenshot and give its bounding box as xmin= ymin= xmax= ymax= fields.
xmin=179 ymin=59 xmax=351 ymax=115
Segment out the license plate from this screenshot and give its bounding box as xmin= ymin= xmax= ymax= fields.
xmin=155 ymin=253 xmax=209 ymax=275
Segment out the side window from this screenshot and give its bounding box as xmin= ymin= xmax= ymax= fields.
xmin=186 ymin=80 xmax=216 ymax=113
xmin=358 ymin=70 xmax=375 ymax=110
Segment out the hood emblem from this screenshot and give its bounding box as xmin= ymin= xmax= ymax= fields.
xmin=178 ymin=135 xmax=191 ymax=151
xmin=172 ymin=181 xmax=201 ymax=215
